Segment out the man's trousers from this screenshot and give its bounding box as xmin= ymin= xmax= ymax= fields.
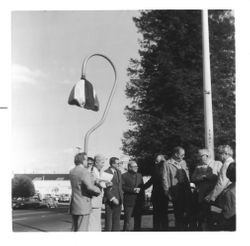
xmin=123 ymin=205 xmax=142 ymax=231
xmin=105 ymin=202 xmax=121 ymax=231
xmin=71 ymin=214 xmax=89 ymax=231
xmin=152 ymin=195 xmax=169 ymax=231
xmin=88 ymin=208 xmax=102 ymax=231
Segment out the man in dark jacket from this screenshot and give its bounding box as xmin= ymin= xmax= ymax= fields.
xmin=122 ymin=160 xmax=144 ymax=231
xmin=144 ymin=154 xmax=169 ymax=231
xmin=104 ymin=157 xmax=123 ymax=231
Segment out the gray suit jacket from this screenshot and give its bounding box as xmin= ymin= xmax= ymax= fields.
xmin=69 ymin=165 xmax=100 ymax=215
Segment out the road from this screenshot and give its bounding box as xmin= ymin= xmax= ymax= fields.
xmin=12 ymin=204 xmax=175 ymax=232
xmin=12 ymin=206 xmax=72 ymax=232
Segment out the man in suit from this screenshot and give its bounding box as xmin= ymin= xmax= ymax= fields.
xmin=144 ymin=154 xmax=169 ymax=231
xmin=69 ymin=152 xmax=101 ymax=231
xmin=104 ymin=157 xmax=123 ymax=231
xmin=122 ymin=160 xmax=144 ymax=231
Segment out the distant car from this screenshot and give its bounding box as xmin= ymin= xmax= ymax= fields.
xmin=54 ymin=195 xmax=60 ymax=201
xmin=12 ymin=200 xmax=25 ymax=209
xmin=41 ymin=197 xmax=58 ymax=208
xmin=44 ymin=194 xmax=52 ymax=199
xmin=58 ymin=194 xmax=70 ymax=203
xmin=32 ymin=194 xmax=42 ymax=201
xmin=12 ymin=198 xmax=40 ymax=209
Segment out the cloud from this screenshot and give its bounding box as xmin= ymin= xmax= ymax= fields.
xmin=12 ymin=64 xmax=47 ymax=86
xmin=12 ymin=64 xmax=74 ymax=88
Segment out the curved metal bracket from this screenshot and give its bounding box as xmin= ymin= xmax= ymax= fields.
xmin=81 ymin=54 xmax=118 ymax=154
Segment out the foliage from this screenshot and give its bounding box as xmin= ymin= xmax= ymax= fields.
xmin=12 ymin=175 xmax=35 ymax=198
xmin=122 ymin=10 xmax=235 ymax=174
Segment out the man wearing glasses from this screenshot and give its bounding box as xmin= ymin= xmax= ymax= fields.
xmin=122 ymin=160 xmax=144 ymax=231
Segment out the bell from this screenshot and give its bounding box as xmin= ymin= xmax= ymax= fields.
xmin=68 ymin=78 xmax=99 ymax=111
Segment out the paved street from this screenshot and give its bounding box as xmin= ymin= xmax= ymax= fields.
xmin=12 ymin=204 xmax=175 ymax=232
xmin=12 ymin=206 xmax=72 ymax=232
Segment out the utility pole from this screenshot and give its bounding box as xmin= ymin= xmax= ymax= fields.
xmin=202 ymin=10 xmax=214 ymax=159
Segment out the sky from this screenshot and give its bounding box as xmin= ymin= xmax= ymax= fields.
xmin=11 ymin=11 xmax=142 ymax=173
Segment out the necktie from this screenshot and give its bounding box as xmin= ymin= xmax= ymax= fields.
xmin=116 ymin=170 xmax=120 ymax=183
xmin=134 ymin=173 xmax=137 ymax=188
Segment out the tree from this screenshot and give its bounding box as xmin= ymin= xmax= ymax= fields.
xmin=12 ymin=175 xmax=35 ymax=198
xmin=209 ymin=11 xmax=235 ymax=149
xmin=122 ymin=10 xmax=235 ymax=174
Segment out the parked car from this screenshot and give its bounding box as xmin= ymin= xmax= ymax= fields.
xmin=54 ymin=194 xmax=60 ymax=201
xmin=58 ymin=194 xmax=70 ymax=203
xmin=12 ymin=199 xmax=25 ymax=209
xmin=41 ymin=197 xmax=58 ymax=208
xmin=12 ymin=198 xmax=40 ymax=209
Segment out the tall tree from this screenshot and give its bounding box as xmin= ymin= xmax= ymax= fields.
xmin=122 ymin=10 xmax=235 ymax=173
xmin=12 ymin=175 xmax=35 ymax=198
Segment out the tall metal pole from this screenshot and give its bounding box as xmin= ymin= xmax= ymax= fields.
xmin=81 ymin=54 xmax=117 ymax=154
xmin=202 ymin=10 xmax=214 ymax=159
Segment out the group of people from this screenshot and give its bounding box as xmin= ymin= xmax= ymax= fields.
xmin=145 ymin=145 xmax=235 ymax=231
xmin=68 ymin=144 xmax=235 ymax=231
xmin=69 ymin=153 xmax=143 ymax=231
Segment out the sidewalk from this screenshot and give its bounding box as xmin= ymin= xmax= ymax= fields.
xmin=12 ymin=205 xmax=176 ymax=232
